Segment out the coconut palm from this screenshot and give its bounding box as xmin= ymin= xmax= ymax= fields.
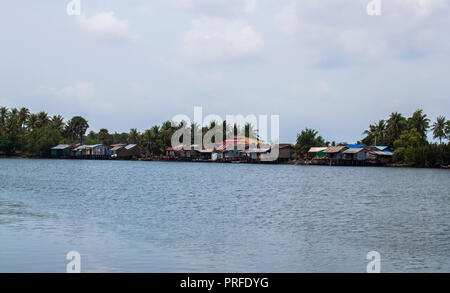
xmin=26 ymin=113 xmax=38 ymax=130
xmin=373 ymin=120 xmax=386 ymax=145
xmin=50 ymin=115 xmax=65 ymax=134
xmin=36 ymin=111 xmax=50 ymax=128
xmin=18 ymin=107 xmax=30 ymax=128
xmin=98 ymin=128 xmax=110 ymax=145
xmin=432 ymin=116 xmax=447 ymax=144
xmin=445 ymin=121 xmax=450 ymax=140
xmin=408 ymin=109 xmax=430 ymax=142
xmin=0 ymin=106 xmax=8 ymax=135
xmin=129 ymin=128 xmax=139 ymax=144
xmin=244 ymin=123 xmax=258 ymax=140
xmin=386 ymin=112 xmax=407 ymax=145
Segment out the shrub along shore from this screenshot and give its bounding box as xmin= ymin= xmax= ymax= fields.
xmin=1 ymin=106 xmax=449 ymax=168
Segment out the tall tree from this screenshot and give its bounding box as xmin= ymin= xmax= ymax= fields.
xmin=26 ymin=113 xmax=38 ymax=131
xmin=445 ymin=121 xmax=450 ymax=141
xmin=295 ymin=128 xmax=328 ymax=157
xmin=431 ymin=116 xmax=447 ymax=144
xmin=18 ymin=107 xmax=30 ymax=129
xmin=129 ymin=128 xmax=139 ymax=144
xmin=66 ymin=116 xmax=89 ymax=144
xmin=408 ymin=109 xmax=430 ymax=142
xmin=362 ymin=120 xmax=386 ymax=146
xmin=50 ymin=115 xmax=65 ymax=134
xmin=386 ymin=112 xmax=407 ymax=146
xmin=36 ymin=111 xmax=50 ymax=128
xmin=98 ymin=128 xmax=110 ymax=145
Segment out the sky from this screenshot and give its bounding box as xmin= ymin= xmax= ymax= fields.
xmin=0 ymin=0 xmax=449 ymax=143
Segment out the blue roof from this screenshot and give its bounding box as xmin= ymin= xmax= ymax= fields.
xmin=347 ymin=144 xmax=366 ymax=148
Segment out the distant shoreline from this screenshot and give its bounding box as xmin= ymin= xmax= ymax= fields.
xmin=1 ymin=155 xmax=449 ymax=169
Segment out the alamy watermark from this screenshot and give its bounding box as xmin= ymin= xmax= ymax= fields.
xmin=66 ymin=251 xmax=81 ymax=273
xmin=366 ymin=251 xmax=381 ymax=273
xmin=170 ymin=107 xmax=280 ymax=161
xmin=66 ymin=0 xmax=81 ymax=16
xmin=367 ymin=0 xmax=382 ymax=16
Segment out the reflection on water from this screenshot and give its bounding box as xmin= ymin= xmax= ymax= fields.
xmin=0 ymin=158 xmax=449 ymax=272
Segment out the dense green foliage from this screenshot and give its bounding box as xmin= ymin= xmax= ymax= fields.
xmin=294 ymin=128 xmax=328 ymax=157
xmin=361 ymin=109 xmax=450 ymax=166
xmin=0 ymin=106 xmax=261 ymax=157
xmin=294 ymin=109 xmax=449 ymax=166
xmin=2 ymin=105 xmax=449 ymax=166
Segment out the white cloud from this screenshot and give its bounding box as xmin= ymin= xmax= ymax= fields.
xmin=77 ymin=11 xmax=136 ymax=41
xmin=173 ymin=0 xmax=257 ymax=16
xmin=274 ymin=0 xmax=449 ymax=67
xmin=182 ymin=16 xmax=263 ymax=63
xmin=243 ymin=0 xmax=257 ymax=14
xmin=275 ymin=2 xmax=298 ymax=36
xmin=42 ymin=82 xmax=95 ymax=101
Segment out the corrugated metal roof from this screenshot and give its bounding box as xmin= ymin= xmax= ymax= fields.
xmin=125 ymin=144 xmax=137 ymax=150
xmin=74 ymin=145 xmax=88 ymax=150
xmin=51 ymin=144 xmax=71 ymax=150
xmin=343 ymin=147 xmax=365 ymax=154
xmin=110 ymin=146 xmax=123 ymax=151
xmin=374 ymin=146 xmax=389 ymax=151
xmin=370 ymin=150 xmax=393 ymax=156
xmin=324 ymin=146 xmax=347 ymax=153
xmin=245 ymin=147 xmax=270 ymax=153
xmin=347 ymin=144 xmax=366 ymax=148
xmin=308 ymin=147 xmax=327 ymax=153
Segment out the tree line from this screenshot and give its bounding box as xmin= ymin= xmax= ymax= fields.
xmin=294 ymin=109 xmax=450 ymax=167
xmin=0 ymin=106 xmax=258 ymax=157
xmin=2 ymin=106 xmax=449 ymax=166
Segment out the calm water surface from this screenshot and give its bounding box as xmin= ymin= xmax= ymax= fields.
xmin=0 ymin=158 xmax=449 ymax=272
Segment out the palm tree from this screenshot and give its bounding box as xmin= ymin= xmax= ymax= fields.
xmin=129 ymin=128 xmax=139 ymax=144
xmin=445 ymin=121 xmax=450 ymax=141
xmin=374 ymin=120 xmax=386 ymax=145
xmin=36 ymin=111 xmax=50 ymax=128
xmin=0 ymin=106 xmax=8 ymax=136
xmin=244 ymin=123 xmax=258 ymax=140
xmin=362 ymin=120 xmax=386 ymax=145
xmin=408 ymin=109 xmax=430 ymax=142
xmin=141 ymin=129 xmax=152 ymax=155
xmin=98 ymin=128 xmax=110 ymax=145
xmin=26 ymin=113 xmax=38 ymax=131
xmin=50 ymin=115 xmax=65 ymax=134
xmin=432 ymin=116 xmax=446 ymax=144
xmin=66 ymin=116 xmax=89 ymax=144
xmin=386 ymin=112 xmax=407 ymax=145
xmin=18 ymin=107 xmax=30 ymax=128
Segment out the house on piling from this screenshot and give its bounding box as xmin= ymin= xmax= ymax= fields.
xmin=367 ymin=150 xmax=393 ymax=164
xmin=324 ymin=146 xmax=347 ymax=160
xmin=342 ymin=147 xmax=367 ymax=161
xmin=50 ymin=145 xmax=71 ymax=157
xmin=110 ymin=145 xmax=128 ymax=158
xmin=243 ymin=145 xmax=271 ymax=160
xmin=273 ymin=144 xmax=294 ymax=162
xmin=88 ymin=144 xmax=109 ymax=156
xmin=124 ymin=144 xmax=143 ymax=158
xmin=308 ymin=147 xmax=327 ymax=159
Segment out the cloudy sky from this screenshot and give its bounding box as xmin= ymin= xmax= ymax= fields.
xmin=0 ymin=0 xmax=449 ymax=143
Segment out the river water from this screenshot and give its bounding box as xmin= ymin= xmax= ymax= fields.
xmin=0 ymin=159 xmax=448 ymax=272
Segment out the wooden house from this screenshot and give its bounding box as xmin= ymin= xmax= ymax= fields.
xmin=50 ymin=144 xmax=71 ymax=157
xmin=324 ymin=146 xmax=347 ymax=160
xmin=342 ymin=147 xmax=366 ymax=161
